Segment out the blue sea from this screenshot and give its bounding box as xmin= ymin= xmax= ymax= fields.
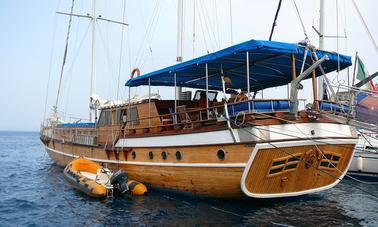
xmin=0 ymin=131 xmax=377 ymax=226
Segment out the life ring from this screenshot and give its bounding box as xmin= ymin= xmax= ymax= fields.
xmin=130 ymin=68 xmax=141 ymax=78
xmin=235 ymin=93 xmax=248 ymax=102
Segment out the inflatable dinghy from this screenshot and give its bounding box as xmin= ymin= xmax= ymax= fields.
xmin=63 ymin=157 xmax=147 ymax=198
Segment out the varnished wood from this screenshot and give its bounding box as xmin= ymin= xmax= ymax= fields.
xmin=291 ymin=54 xmax=297 ymax=80
xmin=43 ymin=137 xmax=356 ymax=198
xmin=47 ymin=140 xmax=253 ymax=164
xmin=244 ymin=144 xmax=354 ymax=195
xmin=42 ymin=98 xmax=357 ymax=199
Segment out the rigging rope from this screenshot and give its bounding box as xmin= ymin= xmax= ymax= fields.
xmin=97 ymin=23 xmax=118 ymax=98
xmin=196 ymin=1 xmax=210 ymax=53
xmin=192 ymin=0 xmax=196 ymax=58
xmin=44 ymin=0 xmax=62 ymax=119
xmin=198 ymin=0 xmax=216 ymax=52
xmin=116 ymin=0 xmax=127 ymax=100
xmin=139 ymin=3 xmax=162 ymax=69
xmin=352 ymin=0 xmax=378 ymax=57
xmin=55 ymin=0 xmax=75 ymax=111
xmin=268 ymin=0 xmax=282 ymax=41
xmin=291 ymin=0 xmax=309 ymax=40
xmin=133 ymin=0 xmax=160 ymax=68
xmin=229 ymin=0 xmax=233 ymax=45
xmin=214 ymin=0 xmax=221 ymax=48
xmin=62 ymin=22 xmax=91 ymax=113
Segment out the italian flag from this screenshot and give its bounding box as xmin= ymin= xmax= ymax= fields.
xmin=356 ymin=56 xmax=376 ymax=91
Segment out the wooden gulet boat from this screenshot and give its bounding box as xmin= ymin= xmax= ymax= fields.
xmin=41 ymin=39 xmax=358 ymax=199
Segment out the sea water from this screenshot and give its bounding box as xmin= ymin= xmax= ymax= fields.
xmin=0 ymin=131 xmax=377 ymax=226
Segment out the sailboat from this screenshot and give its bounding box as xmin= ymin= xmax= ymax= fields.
xmin=40 ymin=1 xmax=358 ymax=199
xmin=313 ymin=0 xmax=378 ymax=180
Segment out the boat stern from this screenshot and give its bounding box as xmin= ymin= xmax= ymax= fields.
xmin=240 ymin=138 xmax=357 ymax=198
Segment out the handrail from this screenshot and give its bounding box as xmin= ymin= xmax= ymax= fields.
xmin=46 ymin=99 xmax=297 ymax=141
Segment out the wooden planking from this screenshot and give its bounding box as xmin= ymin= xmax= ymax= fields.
xmin=44 ymin=139 xmax=355 ymax=198
xmin=45 ymin=141 xmax=247 ymax=198
xmin=49 ymin=141 xmax=253 ymax=164
xmin=108 ymin=164 xmax=244 ymax=198
xmin=244 ymin=144 xmax=355 ymax=194
xmin=129 ymin=144 xmax=253 ymax=163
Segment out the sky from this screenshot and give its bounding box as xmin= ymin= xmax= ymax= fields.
xmin=0 ymin=0 xmax=377 ymax=131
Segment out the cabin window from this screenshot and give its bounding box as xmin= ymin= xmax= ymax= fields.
xmin=106 ymin=111 xmax=112 ymax=125
xmin=161 ymin=151 xmax=167 ymax=160
xmin=193 ymin=90 xmax=218 ymax=102
xmin=175 ymin=151 xmax=182 ymax=160
xmin=128 ymin=107 xmax=139 ymax=125
xmin=131 ymin=151 xmax=136 ymax=160
xmin=98 ymin=111 xmax=106 ymax=126
xmin=98 ymin=111 xmax=113 ymax=126
xmin=267 ymin=154 xmax=301 ymax=177
xmin=148 ymin=151 xmax=154 ymax=160
xmin=217 ymin=149 xmax=225 ymax=160
xmin=115 ymin=109 xmax=127 ymax=125
xmin=318 ymin=152 xmax=341 ymax=170
xmin=117 ymin=109 xmax=127 ymax=125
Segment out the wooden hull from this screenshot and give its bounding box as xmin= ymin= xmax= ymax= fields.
xmin=42 ymin=126 xmax=357 ymax=199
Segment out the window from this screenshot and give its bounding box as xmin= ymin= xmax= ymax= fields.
xmin=98 ymin=110 xmax=112 ymax=126
xmin=128 ymin=107 xmax=139 ymax=125
xmin=148 ymin=151 xmax=154 ymax=160
xmin=267 ymin=154 xmax=301 ymax=177
xmin=131 ymin=151 xmax=136 ymax=160
xmin=98 ymin=111 xmax=106 ymax=126
xmin=217 ymin=149 xmax=225 ymax=160
xmin=175 ymin=151 xmax=182 ymax=160
xmin=161 ymin=151 xmax=167 ymax=160
xmin=318 ymin=152 xmax=341 ymax=170
xmin=116 ymin=109 xmax=122 ymax=125
xmin=193 ymin=90 xmax=218 ymax=102
xmin=106 ymin=111 xmax=112 ymax=125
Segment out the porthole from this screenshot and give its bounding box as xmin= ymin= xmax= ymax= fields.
xmin=148 ymin=151 xmax=154 ymax=160
xmin=161 ymin=151 xmax=167 ymax=160
xmin=131 ymin=151 xmax=136 ymax=160
xmin=175 ymin=151 xmax=182 ymax=160
xmin=217 ymin=149 xmax=225 ymax=160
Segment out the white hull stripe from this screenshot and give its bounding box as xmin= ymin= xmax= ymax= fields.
xmin=115 ymin=123 xmax=356 ymax=148
xmin=240 ymin=138 xmax=358 ymax=198
xmin=45 ymin=146 xmax=246 ymax=168
xmin=116 ymin=129 xmax=237 ymax=148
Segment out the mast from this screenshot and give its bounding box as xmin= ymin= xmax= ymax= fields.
xmin=317 ymin=0 xmax=325 ymax=100
xmin=89 ymin=0 xmax=97 ymax=122
xmin=176 ymin=0 xmax=184 ymax=99
xmin=55 ymin=0 xmax=127 ymax=123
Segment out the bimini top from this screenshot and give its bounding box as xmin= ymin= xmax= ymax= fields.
xmin=125 ymin=39 xmax=351 ymax=91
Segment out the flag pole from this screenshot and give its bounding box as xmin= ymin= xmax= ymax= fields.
xmin=352 ymin=51 xmax=358 ymax=87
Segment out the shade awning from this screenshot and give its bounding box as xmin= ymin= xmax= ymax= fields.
xmin=125 ymin=39 xmax=352 ymax=91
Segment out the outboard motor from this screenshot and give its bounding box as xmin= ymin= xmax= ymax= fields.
xmin=110 ymin=170 xmax=129 ymax=195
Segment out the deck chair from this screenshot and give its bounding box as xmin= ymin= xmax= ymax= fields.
xmin=177 ymin=105 xmax=193 ymax=129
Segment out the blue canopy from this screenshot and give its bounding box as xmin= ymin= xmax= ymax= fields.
xmin=125 ymin=39 xmax=352 ymax=91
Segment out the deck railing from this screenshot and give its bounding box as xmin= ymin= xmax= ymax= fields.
xmin=42 ymin=99 xmax=296 ymax=144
